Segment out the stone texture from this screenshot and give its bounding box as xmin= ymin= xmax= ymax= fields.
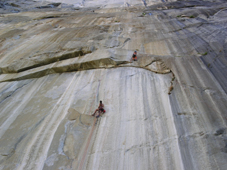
xmin=0 ymin=0 xmax=227 ymax=170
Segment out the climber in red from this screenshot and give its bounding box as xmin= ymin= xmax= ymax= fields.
xmin=92 ymin=100 xmax=105 ymax=118
xmin=131 ymin=51 xmax=137 ymax=62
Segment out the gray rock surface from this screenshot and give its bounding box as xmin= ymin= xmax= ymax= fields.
xmin=0 ymin=0 xmax=227 ymax=170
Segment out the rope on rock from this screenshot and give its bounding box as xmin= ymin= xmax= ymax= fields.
xmin=78 ymin=79 xmax=101 ymax=170
xmin=78 ymin=117 xmax=97 ymax=170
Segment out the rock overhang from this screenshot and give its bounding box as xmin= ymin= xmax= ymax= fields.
xmin=0 ymin=0 xmax=227 ymax=170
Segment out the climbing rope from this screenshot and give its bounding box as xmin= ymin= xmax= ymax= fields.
xmin=78 ymin=117 xmax=97 ymax=170
xmin=78 ymin=79 xmax=101 ymax=170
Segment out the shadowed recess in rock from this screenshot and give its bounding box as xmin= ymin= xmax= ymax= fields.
xmin=0 ymin=0 xmax=227 ymax=170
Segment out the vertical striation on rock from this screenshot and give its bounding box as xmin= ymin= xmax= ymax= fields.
xmin=0 ymin=0 xmax=227 ymax=170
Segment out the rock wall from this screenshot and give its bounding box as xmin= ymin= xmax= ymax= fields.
xmin=0 ymin=0 xmax=227 ymax=170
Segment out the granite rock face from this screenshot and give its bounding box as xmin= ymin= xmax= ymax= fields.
xmin=0 ymin=0 xmax=227 ymax=170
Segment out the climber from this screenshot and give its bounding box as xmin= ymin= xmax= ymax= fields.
xmin=92 ymin=100 xmax=105 ymax=118
xmin=131 ymin=51 xmax=137 ymax=62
